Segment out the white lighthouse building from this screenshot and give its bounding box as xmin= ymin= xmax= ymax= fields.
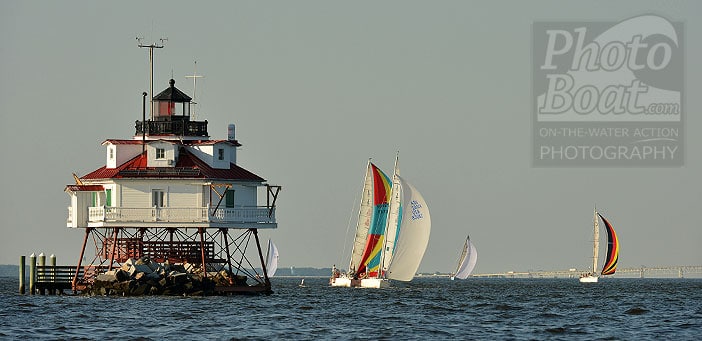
xmin=64 ymin=74 xmax=280 ymax=295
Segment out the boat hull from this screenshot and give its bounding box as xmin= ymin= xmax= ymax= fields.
xmin=330 ymin=277 xmax=360 ymax=287
xmin=360 ymin=278 xmax=390 ymax=288
xmin=329 ymin=276 xmax=389 ymax=288
xmin=579 ymin=275 xmax=598 ymax=283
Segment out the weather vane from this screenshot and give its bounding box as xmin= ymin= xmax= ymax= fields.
xmin=186 ymin=61 xmax=205 ymax=119
xmin=137 ymin=36 xmax=167 ymax=120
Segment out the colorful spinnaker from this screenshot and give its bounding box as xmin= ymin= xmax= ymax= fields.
xmin=580 ymin=207 xmax=620 ymax=283
xmin=599 ymin=213 xmax=619 ymax=276
xmin=356 ymin=163 xmax=392 ymax=277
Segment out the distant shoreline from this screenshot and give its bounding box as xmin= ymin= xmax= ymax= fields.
xmin=3 ymin=264 xmax=700 ymax=279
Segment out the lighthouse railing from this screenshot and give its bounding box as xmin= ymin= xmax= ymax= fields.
xmin=209 ymin=207 xmax=276 ymax=223
xmin=86 ymin=206 xmax=274 ymax=224
xmin=135 ymin=120 xmax=208 ymax=137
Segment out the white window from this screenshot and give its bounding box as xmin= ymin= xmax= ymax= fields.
xmin=109 ymin=148 xmax=114 ymax=160
xmin=156 ymin=148 xmax=165 ymax=159
xmin=152 ymin=189 xmax=165 ymax=207
xmin=218 ymin=148 xmax=225 ymax=161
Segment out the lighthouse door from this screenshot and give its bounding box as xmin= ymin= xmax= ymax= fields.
xmin=152 ymin=189 xmax=165 ymax=221
xmin=152 ymin=189 xmax=165 ymax=207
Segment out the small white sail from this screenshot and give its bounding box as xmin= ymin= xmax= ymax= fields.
xmin=386 ymin=175 xmax=431 ymax=281
xmin=453 ymin=236 xmax=477 ymax=279
xmin=265 ymin=239 xmax=279 ymax=277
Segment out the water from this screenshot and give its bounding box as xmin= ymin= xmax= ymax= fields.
xmin=1 ymin=276 xmax=700 ymax=340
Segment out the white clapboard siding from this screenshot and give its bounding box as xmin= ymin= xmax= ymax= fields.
xmin=168 ymin=184 xmax=201 ymax=208
xmin=120 ymin=183 xmax=151 ymax=208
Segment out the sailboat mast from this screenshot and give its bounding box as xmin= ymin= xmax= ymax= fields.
xmin=592 ymin=206 xmax=600 ymax=274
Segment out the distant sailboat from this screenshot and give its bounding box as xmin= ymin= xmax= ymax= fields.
xmin=299 ymin=278 xmax=306 ymax=287
xmin=330 ymin=157 xmax=431 ymax=288
xmin=265 ymin=239 xmax=279 ymax=278
xmin=450 ymin=235 xmax=477 ymax=280
xmin=580 ymin=207 xmax=620 ymax=283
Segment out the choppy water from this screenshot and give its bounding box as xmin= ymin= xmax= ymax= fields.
xmin=1 ymin=276 xmax=700 ymax=340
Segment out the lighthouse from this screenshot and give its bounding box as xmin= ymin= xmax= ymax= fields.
xmin=64 ymin=54 xmax=280 ymax=295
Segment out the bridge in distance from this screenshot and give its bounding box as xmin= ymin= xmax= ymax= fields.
xmin=462 ymin=265 xmax=702 ymax=279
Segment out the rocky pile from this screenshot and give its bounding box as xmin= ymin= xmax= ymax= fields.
xmin=84 ymin=257 xmax=247 ymax=296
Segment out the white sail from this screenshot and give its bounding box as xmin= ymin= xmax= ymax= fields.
xmin=349 ymin=161 xmax=374 ymax=274
xmin=381 ymin=156 xmax=401 ymax=274
xmin=386 ymin=175 xmax=431 ymax=281
xmin=265 ymin=239 xmax=279 ymax=278
xmin=453 ymin=236 xmax=477 ymax=279
xmin=592 ymin=206 xmax=600 ymax=274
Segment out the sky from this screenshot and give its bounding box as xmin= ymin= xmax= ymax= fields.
xmin=1 ymin=1 xmax=700 ymax=275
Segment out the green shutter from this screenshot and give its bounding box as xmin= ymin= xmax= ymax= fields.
xmin=225 ymin=190 xmax=235 ymax=208
xmin=105 ymin=189 xmax=112 ymax=207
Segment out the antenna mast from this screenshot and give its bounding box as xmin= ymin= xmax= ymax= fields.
xmin=185 ymin=61 xmax=205 ymax=120
xmin=137 ymin=37 xmax=167 ymax=120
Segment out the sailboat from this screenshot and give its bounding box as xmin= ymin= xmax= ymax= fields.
xmin=579 ymin=207 xmax=620 ymax=283
xmin=265 ymin=239 xmax=279 ymax=278
xmin=450 ymin=235 xmax=477 ymax=280
xmin=330 ymin=157 xmax=431 ymax=288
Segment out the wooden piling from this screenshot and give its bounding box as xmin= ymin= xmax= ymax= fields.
xmin=50 ymin=254 xmax=57 ymax=295
xmin=19 ymin=255 xmax=25 ymax=294
xmin=29 ymin=253 xmax=35 ymax=295
xmin=38 ymin=253 xmax=46 ymax=295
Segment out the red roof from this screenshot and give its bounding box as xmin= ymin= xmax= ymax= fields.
xmin=81 ymin=148 xmax=265 ymax=181
xmin=64 ymin=185 xmax=105 ymax=192
xmin=102 ymin=140 xmax=148 ymax=145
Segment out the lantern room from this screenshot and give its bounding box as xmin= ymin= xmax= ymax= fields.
xmin=153 ymin=79 xmax=192 ymax=121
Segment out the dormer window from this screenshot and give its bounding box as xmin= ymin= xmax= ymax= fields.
xmin=156 ymin=148 xmax=165 ymax=159
xmin=218 ymin=148 xmax=225 ymax=161
xmin=109 ymin=148 xmax=114 ymax=160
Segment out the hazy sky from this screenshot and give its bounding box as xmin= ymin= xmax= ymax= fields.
xmin=1 ymin=1 xmax=700 ymax=274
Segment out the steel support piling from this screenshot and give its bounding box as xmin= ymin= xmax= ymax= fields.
xmin=252 ymin=228 xmax=271 ymax=289
xmin=73 ymin=227 xmax=91 ymax=292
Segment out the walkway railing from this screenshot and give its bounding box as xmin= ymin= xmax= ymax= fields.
xmin=35 ymin=265 xmax=83 ymax=294
xmin=85 ymin=206 xmax=275 ymax=224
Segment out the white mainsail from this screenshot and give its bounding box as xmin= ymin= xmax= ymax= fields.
xmin=453 ymin=236 xmax=477 ymax=279
xmin=381 ymin=155 xmax=401 ymax=274
xmin=265 ymin=239 xmax=279 ymax=277
xmin=386 ymin=175 xmax=431 ymax=281
xmin=592 ymin=206 xmax=600 ymax=274
xmin=348 ymin=161 xmax=374 ymax=274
